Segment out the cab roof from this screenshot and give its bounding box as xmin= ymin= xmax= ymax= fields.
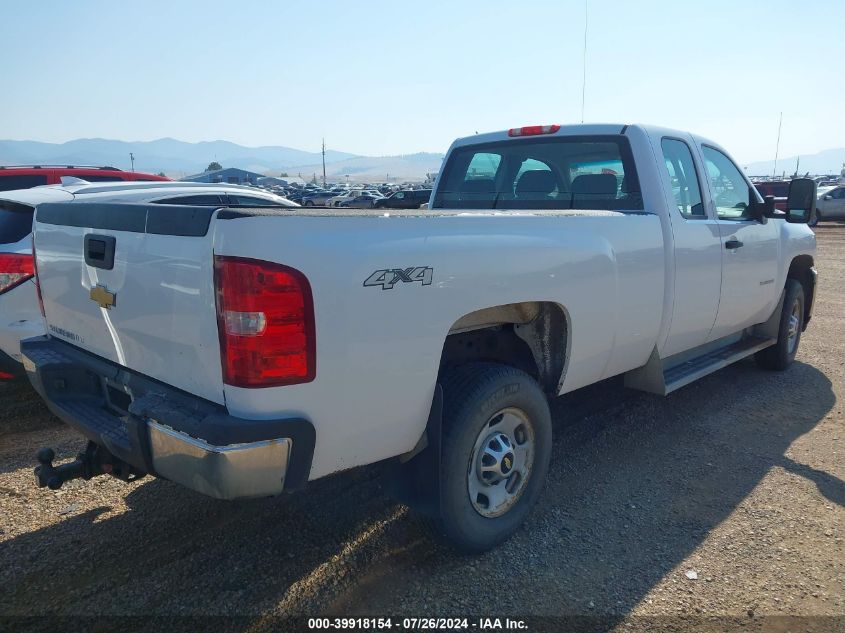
xmin=450 ymin=123 xmax=723 ymax=152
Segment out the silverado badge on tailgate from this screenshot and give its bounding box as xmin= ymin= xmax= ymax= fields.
xmin=90 ymin=285 xmax=116 ymax=310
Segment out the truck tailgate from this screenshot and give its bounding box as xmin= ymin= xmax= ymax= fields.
xmin=33 ymin=202 xmax=224 ymax=404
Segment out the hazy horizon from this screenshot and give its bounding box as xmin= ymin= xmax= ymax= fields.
xmin=3 ymin=0 xmax=843 ymax=166
xmin=3 ymin=135 xmax=843 ymax=175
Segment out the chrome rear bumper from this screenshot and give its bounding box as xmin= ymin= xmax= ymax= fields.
xmin=149 ymin=422 xmax=292 ymax=499
xmin=22 ymin=336 xmax=315 ymax=500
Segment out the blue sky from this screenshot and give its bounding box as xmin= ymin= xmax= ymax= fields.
xmin=2 ymin=0 xmax=842 ymax=163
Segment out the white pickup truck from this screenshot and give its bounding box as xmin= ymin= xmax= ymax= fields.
xmin=24 ymin=123 xmax=817 ymax=551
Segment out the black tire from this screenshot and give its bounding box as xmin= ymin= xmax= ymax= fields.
xmin=809 ymin=210 xmax=821 ymax=227
xmin=304 ymin=200 xmax=314 ymax=206
xmin=755 ymin=279 xmax=804 ymax=371
xmin=432 ymin=363 xmax=552 ymax=552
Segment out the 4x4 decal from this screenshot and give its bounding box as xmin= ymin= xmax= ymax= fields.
xmin=364 ymin=267 xmax=433 ymax=290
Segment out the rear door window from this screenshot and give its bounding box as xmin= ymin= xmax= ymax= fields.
xmin=0 ymin=201 xmax=34 ymax=244
xmin=0 ymin=174 xmax=49 ymax=191
xmin=661 ymin=138 xmax=705 ymax=219
xmin=433 ymin=135 xmax=642 ymax=210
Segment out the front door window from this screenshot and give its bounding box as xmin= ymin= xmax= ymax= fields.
xmin=701 ymin=146 xmax=752 ymax=220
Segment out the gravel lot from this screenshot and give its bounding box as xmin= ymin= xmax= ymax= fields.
xmin=1 ymin=226 xmax=843 ymax=630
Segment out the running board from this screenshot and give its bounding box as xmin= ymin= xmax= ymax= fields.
xmin=625 ymin=336 xmax=776 ymax=396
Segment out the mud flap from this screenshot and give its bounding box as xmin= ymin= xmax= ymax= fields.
xmin=385 ymin=384 xmax=443 ymax=518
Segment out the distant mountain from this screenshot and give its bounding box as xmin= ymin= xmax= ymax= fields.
xmin=0 ymin=138 xmax=359 ymax=176
xmin=744 ymin=148 xmax=845 ymax=177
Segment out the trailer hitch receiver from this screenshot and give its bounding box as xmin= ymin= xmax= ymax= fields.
xmin=34 ymin=442 xmax=143 ymax=490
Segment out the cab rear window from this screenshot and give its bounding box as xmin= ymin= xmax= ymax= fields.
xmin=0 ymin=201 xmax=34 ymax=244
xmin=432 ymin=135 xmax=643 ymax=211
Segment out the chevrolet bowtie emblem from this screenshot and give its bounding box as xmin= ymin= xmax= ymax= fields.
xmin=90 ymin=285 xmax=116 ymax=310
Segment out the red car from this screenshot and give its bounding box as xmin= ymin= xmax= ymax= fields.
xmin=0 ymin=165 xmax=168 ymax=191
xmin=753 ymin=181 xmax=790 ymax=212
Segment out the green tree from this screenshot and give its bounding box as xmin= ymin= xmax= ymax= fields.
xmin=206 ymin=161 xmax=222 ymax=172
xmin=279 ymin=172 xmax=289 ymax=177
xmin=156 ymin=171 xmax=166 ymax=178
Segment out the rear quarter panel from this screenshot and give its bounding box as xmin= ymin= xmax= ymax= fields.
xmin=214 ymin=212 xmax=664 ymax=479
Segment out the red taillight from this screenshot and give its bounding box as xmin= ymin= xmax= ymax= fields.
xmin=214 ymin=255 xmax=315 ymax=388
xmin=507 ymin=124 xmax=561 ymax=137
xmin=0 ymin=253 xmax=35 ymax=295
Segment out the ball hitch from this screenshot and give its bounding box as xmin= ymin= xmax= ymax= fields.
xmin=34 ymin=442 xmax=105 ymax=490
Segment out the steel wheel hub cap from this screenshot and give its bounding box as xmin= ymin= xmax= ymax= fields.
xmin=468 ymin=408 xmax=535 ymax=518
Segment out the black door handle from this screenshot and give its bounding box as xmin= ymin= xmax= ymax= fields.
xmin=725 ymin=238 xmax=743 ymax=250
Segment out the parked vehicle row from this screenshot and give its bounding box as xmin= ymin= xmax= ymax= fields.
xmin=295 ymin=186 xmax=432 ymax=209
xmin=257 ymin=178 xmax=434 ymax=207
xmin=18 ymin=123 xmax=817 ymax=553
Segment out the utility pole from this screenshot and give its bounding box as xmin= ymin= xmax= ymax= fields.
xmin=321 ymin=138 xmax=327 ymax=186
xmin=580 ymin=0 xmax=588 ymax=123
xmin=129 ymin=152 xmax=135 ymax=172
xmin=772 ymin=112 xmax=782 ymax=180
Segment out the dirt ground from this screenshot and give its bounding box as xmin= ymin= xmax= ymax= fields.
xmin=1 ymin=227 xmax=843 ymax=631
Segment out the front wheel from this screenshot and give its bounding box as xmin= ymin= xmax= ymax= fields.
xmin=755 ymin=279 xmax=804 ymax=371
xmin=433 ymin=363 xmax=552 ymax=552
xmin=808 ymin=210 xmax=821 ymax=227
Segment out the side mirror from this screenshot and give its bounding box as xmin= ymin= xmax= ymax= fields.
xmin=763 ymin=194 xmax=775 ymax=217
xmin=785 ymin=178 xmax=816 ymax=224
xmin=748 ymin=191 xmax=775 ymax=221
xmin=823 ymin=195 xmax=832 ymax=201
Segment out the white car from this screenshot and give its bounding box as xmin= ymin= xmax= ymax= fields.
xmin=0 ymin=181 xmax=295 ymax=378
xmin=814 ymin=185 xmax=845 ymax=223
xmin=26 ymin=124 xmax=816 ymax=552
xmin=325 ymin=189 xmax=383 ymax=207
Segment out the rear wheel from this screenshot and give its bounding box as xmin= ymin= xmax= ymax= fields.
xmin=755 ymin=279 xmax=804 ymax=371
xmin=433 ymin=363 xmax=552 ymax=552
